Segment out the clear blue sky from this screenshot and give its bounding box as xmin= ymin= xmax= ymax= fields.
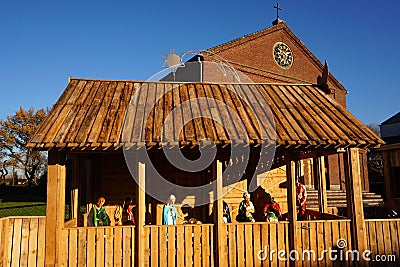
xmin=1 ymin=0 xmax=399 ymax=125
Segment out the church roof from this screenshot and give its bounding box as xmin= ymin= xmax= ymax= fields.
xmin=205 ymin=23 xmax=347 ymax=93
xmin=27 ymin=78 xmax=383 ymax=151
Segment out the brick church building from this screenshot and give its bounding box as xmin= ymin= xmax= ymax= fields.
xmin=192 ymin=18 xmax=370 ymax=196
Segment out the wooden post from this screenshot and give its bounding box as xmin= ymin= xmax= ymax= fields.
xmin=344 ymin=148 xmax=367 ymax=257
xmin=299 ymin=160 xmax=304 ymax=177
xmin=305 ymin=159 xmax=312 ymax=188
xmin=382 ymin=151 xmax=392 ymax=208
xmin=70 ymin=189 xmax=79 ymax=220
xmin=316 ymin=157 xmax=328 ymax=216
xmin=286 ymin=156 xmax=298 ymax=266
xmin=359 ymin=149 xmax=370 ymax=191
xmin=156 ymin=204 xmax=163 ymax=225
xmin=45 ymin=151 xmax=66 ymax=266
xmin=85 ymin=158 xmax=92 ymax=209
xmin=70 ymin=155 xmax=79 ymax=221
xmin=136 ymin=160 xmax=146 ymax=266
xmin=214 ymin=160 xmax=225 ymax=267
xmin=1 ymin=217 xmax=10 ymax=266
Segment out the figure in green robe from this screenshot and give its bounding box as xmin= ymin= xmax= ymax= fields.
xmin=237 ymin=193 xmax=255 ymax=222
xmin=91 ymin=197 xmax=110 ymax=226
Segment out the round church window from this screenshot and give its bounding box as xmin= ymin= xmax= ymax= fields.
xmin=273 ymin=42 xmax=293 ymax=69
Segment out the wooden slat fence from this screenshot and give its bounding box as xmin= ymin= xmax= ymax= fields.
xmin=58 ymin=226 xmax=135 ymax=267
xmin=2 ymin=217 xmax=399 ymax=266
xmin=219 ymin=222 xmax=289 ymax=267
xmin=365 ymin=219 xmax=400 ymax=264
xmin=0 ymin=216 xmax=46 ymax=267
xmin=143 ymin=224 xmax=214 ymax=267
xmin=297 ymin=220 xmax=353 ymax=267
xmin=219 ymin=220 xmax=356 ymax=267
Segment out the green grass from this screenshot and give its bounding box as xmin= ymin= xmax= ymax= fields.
xmin=0 ymin=186 xmax=73 ymax=219
xmin=0 ymin=201 xmax=46 ymax=217
xmin=0 ymin=184 xmax=48 ymax=218
xmin=0 ymin=200 xmax=73 ymax=219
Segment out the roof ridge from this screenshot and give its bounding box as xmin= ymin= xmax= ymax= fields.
xmin=68 ymin=77 xmax=314 ymax=86
xmin=381 ymin=111 xmax=400 ymax=125
xmin=207 ymin=24 xmax=283 ymax=53
xmin=223 ymin=59 xmax=313 ymax=84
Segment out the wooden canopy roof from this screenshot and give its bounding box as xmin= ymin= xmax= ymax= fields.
xmin=27 ymin=78 xmax=383 ymax=151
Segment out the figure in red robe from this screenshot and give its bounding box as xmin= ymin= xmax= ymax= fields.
xmin=296 ymin=177 xmax=307 ymax=220
xmin=263 ymin=193 xmax=282 ymax=222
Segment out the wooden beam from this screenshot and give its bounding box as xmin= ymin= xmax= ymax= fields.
xmin=305 ymin=158 xmax=312 ymax=188
xmin=214 ymin=160 xmax=226 ymax=267
xmin=136 ymin=160 xmax=146 ymax=266
xmin=85 ymin=158 xmax=93 ymax=209
xmin=70 ymin=155 xmax=79 ymax=221
xmin=286 ymin=155 xmax=297 ymax=267
xmin=70 ymin=189 xmax=79 ymax=220
xmin=45 ymin=151 xmax=66 ymax=266
xmin=382 ymin=151 xmax=393 ymax=209
xmin=1 ymin=218 xmax=10 ymax=266
xmin=156 ymin=204 xmax=163 ymax=225
xmin=316 ymin=157 xmax=328 ymax=215
xmin=344 ymin=148 xmax=367 ymax=258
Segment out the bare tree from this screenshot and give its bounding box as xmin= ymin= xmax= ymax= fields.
xmin=0 ymin=155 xmax=9 ymax=185
xmin=366 ymin=123 xmax=380 ymax=137
xmin=0 ymin=107 xmax=48 ymax=187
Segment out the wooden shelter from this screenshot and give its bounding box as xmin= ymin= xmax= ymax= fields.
xmin=16 ymin=78 xmax=397 ymax=266
xmin=380 ymin=112 xmax=400 ymax=212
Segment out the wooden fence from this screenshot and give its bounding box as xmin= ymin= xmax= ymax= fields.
xmin=58 ymin=226 xmax=136 ymax=267
xmin=297 ymin=220 xmax=353 ymax=267
xmin=0 ymin=216 xmax=46 ymax=267
xmin=219 ymin=222 xmax=289 ymax=267
xmin=1 ymin=217 xmax=400 ymax=266
xmin=218 ymin=220 xmax=355 ymax=267
xmin=143 ymin=224 xmax=214 ymax=267
xmin=365 ymin=219 xmax=400 ymax=263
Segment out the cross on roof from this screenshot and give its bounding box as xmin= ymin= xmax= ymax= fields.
xmin=274 ymin=3 xmax=282 ymax=19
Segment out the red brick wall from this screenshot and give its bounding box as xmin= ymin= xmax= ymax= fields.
xmin=206 ymin=25 xmax=347 ymax=107
xmin=204 ymin=24 xmax=371 ymax=190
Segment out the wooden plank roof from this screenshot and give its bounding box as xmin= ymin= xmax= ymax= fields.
xmin=27 ymin=78 xmax=384 ymax=151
